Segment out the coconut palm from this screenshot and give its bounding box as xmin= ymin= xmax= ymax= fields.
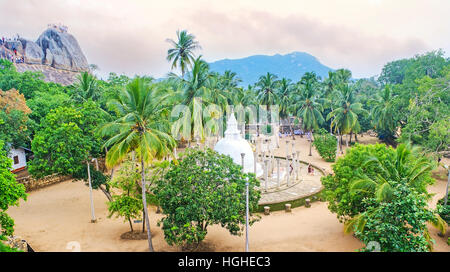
xmin=327 ymin=83 xmax=366 ymax=150
xmin=170 ymin=56 xmax=214 ymax=141
xmin=276 ymin=78 xmax=295 ymax=138
xmin=370 ymin=85 xmax=398 ymax=144
xmin=335 ymin=68 xmax=352 ymax=84
xmin=345 ymin=143 xmax=447 ymax=246
xmin=99 ymin=77 xmax=176 ymax=252
xmin=256 ymin=72 xmax=279 ymax=127
xmin=166 ymin=30 xmax=201 ymax=77
xmin=292 ymin=75 xmax=324 ymax=156
xmin=72 ymin=71 xmax=99 ymax=102
xmin=350 ymin=143 xmax=434 ymax=202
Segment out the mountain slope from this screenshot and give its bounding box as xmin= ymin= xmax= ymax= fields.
xmin=208 ymin=51 xmax=333 ymax=86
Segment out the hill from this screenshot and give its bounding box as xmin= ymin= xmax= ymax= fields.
xmin=208 ymin=51 xmax=333 ymax=86
xmin=1 ymin=24 xmax=89 ymax=85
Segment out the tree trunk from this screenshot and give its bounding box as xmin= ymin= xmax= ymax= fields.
xmin=142 ymin=209 xmax=145 ymax=232
xmin=349 ymin=131 xmax=353 ymax=145
xmin=309 ymin=131 xmax=312 ymax=156
xmin=340 ymin=134 xmax=343 ymax=152
xmin=128 ymin=218 xmax=134 ymax=232
xmin=290 ymin=120 xmax=295 ymax=140
xmin=99 ymin=185 xmax=112 ymax=202
xmin=355 ymin=133 xmax=358 ymax=142
xmin=141 ymin=159 xmax=154 ymax=252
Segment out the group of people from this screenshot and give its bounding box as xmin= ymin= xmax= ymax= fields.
xmin=279 ymin=129 xmax=312 ymax=139
xmin=0 ymin=36 xmax=25 ymax=64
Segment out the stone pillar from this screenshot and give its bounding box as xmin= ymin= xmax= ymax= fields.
xmin=296 ymin=151 xmax=301 ymax=180
xmin=271 ymin=152 xmax=275 ymax=175
xmin=285 ymin=203 xmax=291 ymax=212
xmin=264 ymin=160 xmax=269 ymax=190
xmin=292 ymin=152 xmax=296 ymax=181
xmin=253 ymin=152 xmax=257 ymax=175
xmin=285 ymin=140 xmax=290 ymax=159
xmin=264 ymin=206 xmax=270 ymax=215
xmin=286 ymin=155 xmax=291 ymax=186
xmin=305 ymin=198 xmax=311 ymax=208
xmin=276 ymin=158 xmax=280 ymax=188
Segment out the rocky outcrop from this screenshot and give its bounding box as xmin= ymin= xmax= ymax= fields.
xmin=2 ymin=25 xmax=89 ymax=73
xmin=19 ymin=38 xmax=44 ymax=64
xmin=36 ymin=28 xmax=89 ymax=71
xmin=1 ymin=25 xmax=90 ymax=85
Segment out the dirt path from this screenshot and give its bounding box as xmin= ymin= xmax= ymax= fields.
xmin=8 ymin=135 xmax=449 ymax=252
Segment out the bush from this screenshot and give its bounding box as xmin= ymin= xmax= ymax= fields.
xmin=322 ymin=143 xmax=397 ymax=221
xmin=154 ymin=148 xmax=261 ymax=249
xmin=436 ymin=197 xmax=450 ymax=224
xmin=313 ymin=130 xmax=337 ymax=162
xmin=0 ymin=141 xmax=27 ymax=236
xmin=323 ymin=143 xmax=440 ymax=251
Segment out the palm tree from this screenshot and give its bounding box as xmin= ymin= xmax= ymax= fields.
xmin=370 ymin=85 xmax=398 ymax=144
xmin=99 ymin=77 xmax=176 ymax=252
xmin=170 ymin=56 xmax=214 ymax=141
xmin=72 ymin=71 xmax=99 ymax=102
xmin=345 ymin=143 xmax=447 ymax=246
xmin=166 ymin=30 xmax=201 ymax=77
xmin=327 ymin=83 xmax=366 ymax=150
xmin=351 ymin=143 xmax=433 ymax=202
xmin=335 ymin=68 xmax=352 ymax=84
xmin=256 ymin=73 xmax=279 ymax=132
xmin=292 ymin=75 xmax=324 ymax=156
xmin=276 ymin=78 xmax=295 ymax=139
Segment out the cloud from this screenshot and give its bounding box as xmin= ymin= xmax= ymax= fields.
xmin=0 ymin=0 xmax=442 ymax=79
xmin=170 ymin=9 xmax=430 ymax=77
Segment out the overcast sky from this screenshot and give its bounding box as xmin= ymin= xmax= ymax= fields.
xmin=1 ymin=0 xmax=449 ymax=79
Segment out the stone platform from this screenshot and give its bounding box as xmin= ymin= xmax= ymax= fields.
xmin=258 ymin=161 xmax=324 ymax=206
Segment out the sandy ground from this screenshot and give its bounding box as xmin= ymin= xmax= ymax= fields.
xmin=8 ymin=135 xmax=449 ymax=252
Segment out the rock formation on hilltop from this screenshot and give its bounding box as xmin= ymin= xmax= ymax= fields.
xmin=1 ymin=24 xmax=89 ymax=85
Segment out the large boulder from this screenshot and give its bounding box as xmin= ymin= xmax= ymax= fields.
xmin=36 ymin=28 xmax=88 ymax=71
xmin=19 ymin=39 xmax=44 ymax=64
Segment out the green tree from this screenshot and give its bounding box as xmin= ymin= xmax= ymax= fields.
xmin=0 ymin=141 xmax=27 ymax=236
xmin=166 ymin=30 xmax=201 ymax=77
xmin=256 ymin=72 xmax=279 ymax=125
xmin=323 ymin=143 xmax=446 ymax=251
xmin=369 ymin=85 xmax=398 ymax=144
xmin=28 ymin=107 xmax=91 ymax=178
xmin=346 ymin=182 xmax=443 ymax=252
xmin=100 ymin=77 xmax=176 ymax=252
xmin=292 ymin=72 xmax=324 ymax=156
xmin=71 ymin=71 xmax=100 ymax=102
xmin=313 ymin=129 xmax=337 ymax=162
xmin=327 ymin=83 xmax=366 ymax=150
xmin=107 ymin=161 xmax=144 ymax=232
xmin=154 ymin=148 xmax=260 ymax=250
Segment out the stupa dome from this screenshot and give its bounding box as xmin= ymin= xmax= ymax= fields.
xmin=214 ymin=112 xmax=263 ymax=176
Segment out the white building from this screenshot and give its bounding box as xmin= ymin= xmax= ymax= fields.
xmin=8 ymin=147 xmax=28 ymax=173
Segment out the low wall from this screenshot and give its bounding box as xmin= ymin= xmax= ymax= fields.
xmin=16 ymin=173 xmax=72 ymax=192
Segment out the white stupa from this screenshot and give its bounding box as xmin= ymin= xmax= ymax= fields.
xmin=214 ymin=112 xmax=263 ymax=177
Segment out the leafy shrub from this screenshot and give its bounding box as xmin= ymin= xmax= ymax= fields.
xmin=349 ymin=181 xmax=437 ymax=252
xmin=0 ymin=141 xmax=27 ymax=236
xmin=154 ymin=148 xmax=261 ymax=249
xmin=436 ymin=197 xmax=450 ymax=224
xmin=323 ymin=143 xmax=442 ymax=251
xmin=322 ymin=143 xmax=397 ymax=221
xmin=313 ymin=130 xmax=337 ymax=162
